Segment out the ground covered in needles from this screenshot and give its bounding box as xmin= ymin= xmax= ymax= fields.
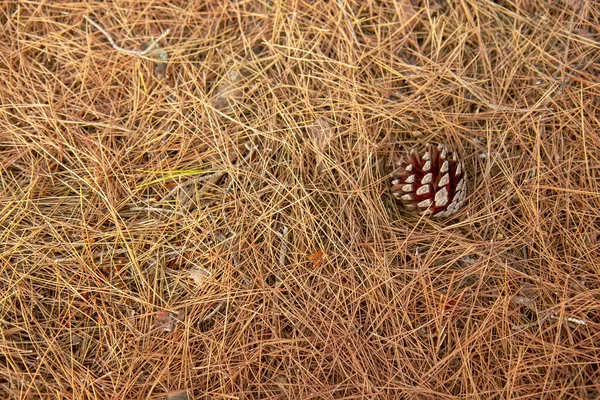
xmin=1 ymin=1 xmax=600 ymax=398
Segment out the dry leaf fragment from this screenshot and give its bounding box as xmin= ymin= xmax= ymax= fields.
xmin=512 ymin=294 xmax=535 ymax=310
xmin=188 ymin=267 xmax=211 ymax=286
xmin=166 ymin=390 xmax=190 ymax=400
xmin=394 ymin=2 xmax=419 ymax=32
xmin=154 ymin=310 xmax=180 ymax=332
xmin=70 ymin=333 xmax=83 ymax=346
xmin=308 ymin=251 xmax=325 ymax=268
xmin=142 ymin=39 xmax=169 ymax=78
xmin=308 ymin=118 xmax=334 ymax=173
xmin=512 ymin=283 xmax=538 ymax=312
xmin=213 ymin=67 xmax=243 ymax=111
xmin=309 ymin=118 xmax=333 ymax=152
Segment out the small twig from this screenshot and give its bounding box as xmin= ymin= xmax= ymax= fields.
xmin=277 ymin=225 xmax=289 ymax=268
xmin=512 ymin=312 xmax=587 ymax=331
xmin=199 ymin=300 xmax=225 ymax=323
xmin=52 ymin=247 xmax=129 ymax=263
xmin=271 ymin=223 xmax=290 ymax=288
xmin=336 ymin=0 xmax=361 ymax=48
xmin=163 ymin=170 xmax=224 ymax=201
xmin=220 ymin=179 xmax=236 ymax=237
xmin=549 ymin=313 xmax=587 ymax=326
xmin=511 ymin=319 xmax=544 ymax=331
xmin=129 ymin=205 xmax=186 ymax=216
xmin=446 ymin=68 xmax=539 ymax=112
xmin=83 ymin=15 xmax=170 ymax=57
xmin=164 ymin=144 xmax=257 ymax=208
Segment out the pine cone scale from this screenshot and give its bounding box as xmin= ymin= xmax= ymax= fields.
xmin=391 ymin=144 xmax=467 ymax=218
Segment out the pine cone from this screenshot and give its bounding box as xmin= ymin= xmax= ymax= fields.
xmin=391 ymin=144 xmax=467 ymax=218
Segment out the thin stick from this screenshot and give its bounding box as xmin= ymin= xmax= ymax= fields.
xmin=164 ymin=145 xmax=257 ymax=204
xmin=549 ymin=313 xmax=587 ymax=326
xmin=163 ymin=171 xmax=222 ymax=200
xmin=83 ymin=15 xmax=170 ymax=56
xmin=52 ymin=247 xmax=129 ymax=263
xmin=511 ymin=319 xmax=544 ymax=331
xmin=129 ymin=205 xmax=186 ymax=216
xmin=271 ymin=223 xmax=290 ymax=288
xmin=512 ymin=312 xmax=587 ymax=331
xmin=277 ymin=225 xmax=289 ymax=268
xmin=200 ymin=300 xmax=225 ymax=322
xmin=336 ymin=0 xmax=361 ymax=48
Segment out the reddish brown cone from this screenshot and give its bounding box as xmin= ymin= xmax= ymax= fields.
xmin=391 ymin=144 xmax=467 ymax=218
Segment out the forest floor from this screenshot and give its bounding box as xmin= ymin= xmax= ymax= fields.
xmin=1 ymin=0 xmax=600 ymax=398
